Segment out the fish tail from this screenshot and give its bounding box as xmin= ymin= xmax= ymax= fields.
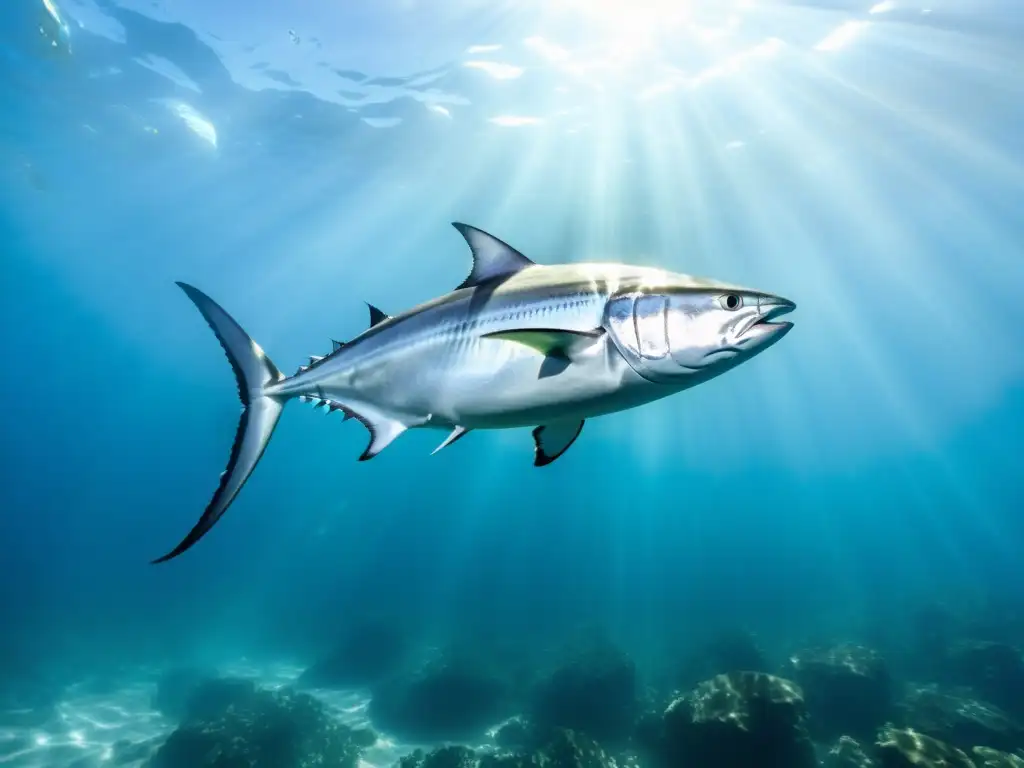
xmin=151 ymin=282 xmax=289 ymax=564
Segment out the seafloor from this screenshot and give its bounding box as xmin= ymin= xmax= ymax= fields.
xmin=2 ymin=601 xmax=1024 ymax=768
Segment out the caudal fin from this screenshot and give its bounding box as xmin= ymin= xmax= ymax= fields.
xmin=152 ymin=282 xmax=287 ymax=564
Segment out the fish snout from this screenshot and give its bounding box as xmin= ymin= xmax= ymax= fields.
xmin=757 ymin=295 xmax=796 ymax=325
xmin=740 ymin=295 xmax=795 ymax=345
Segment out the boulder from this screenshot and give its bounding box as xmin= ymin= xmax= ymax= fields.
xmin=899 ymin=684 xmax=1024 ymax=755
xmin=394 ymin=729 xmax=616 ymax=768
xmin=527 ymin=644 xmax=637 ymax=743
xmin=874 ymin=725 xmax=974 ymax=768
xmin=369 ymin=655 xmax=511 ymax=742
xmin=971 ymin=746 xmax=1024 ymax=767
xmin=299 ymin=620 xmax=410 ymax=689
xmin=678 ymin=629 xmax=770 ymax=690
xmin=148 ymin=684 xmax=373 ymax=768
xmin=945 ymin=642 xmax=1024 ymax=716
xmin=783 ymin=643 xmax=892 ymax=741
xmin=398 ymin=745 xmax=478 ymax=768
xmin=659 ymin=671 xmax=818 ymax=768
xmin=822 ymin=735 xmax=878 ymax=768
xmin=479 ymin=728 xmax=616 ymax=768
xmin=152 ymin=667 xmax=215 ymax=721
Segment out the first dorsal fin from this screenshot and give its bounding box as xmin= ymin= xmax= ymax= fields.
xmin=452 ymin=222 xmax=535 ymax=291
xmin=366 ymin=303 xmax=390 ymax=327
xmin=331 ymin=339 xmax=344 ymax=351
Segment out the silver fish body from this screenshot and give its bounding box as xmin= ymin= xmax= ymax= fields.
xmin=155 ymin=223 xmax=795 ymax=563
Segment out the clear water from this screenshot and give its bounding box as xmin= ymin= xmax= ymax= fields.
xmin=1 ymin=0 xmax=1023 ymax=766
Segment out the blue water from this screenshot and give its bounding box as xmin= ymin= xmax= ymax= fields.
xmin=2 ymin=0 xmax=1024 ymax=766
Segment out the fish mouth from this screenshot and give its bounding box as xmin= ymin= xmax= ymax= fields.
xmin=742 ymin=298 xmax=796 ymax=340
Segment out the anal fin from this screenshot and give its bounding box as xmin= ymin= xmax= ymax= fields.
xmin=431 ymin=425 xmax=471 ymax=455
xmin=358 ymin=417 xmax=407 ymax=461
xmin=532 ymin=419 xmax=585 ymax=467
xmin=341 ymin=403 xmax=426 ymax=461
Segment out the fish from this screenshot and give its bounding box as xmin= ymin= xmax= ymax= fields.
xmin=155 ymin=222 xmax=795 ymax=563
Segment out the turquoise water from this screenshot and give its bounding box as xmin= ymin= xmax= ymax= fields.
xmin=1 ymin=1 xmax=1023 ymax=766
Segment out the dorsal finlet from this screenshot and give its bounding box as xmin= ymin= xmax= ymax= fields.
xmin=366 ymin=303 xmax=390 ymax=328
xmin=331 ymin=339 xmax=345 ymax=351
xmin=451 ymin=222 xmax=536 ymax=291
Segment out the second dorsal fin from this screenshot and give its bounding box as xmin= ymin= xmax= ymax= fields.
xmin=366 ymin=303 xmax=390 ymax=327
xmin=452 ymin=222 xmax=536 ymax=291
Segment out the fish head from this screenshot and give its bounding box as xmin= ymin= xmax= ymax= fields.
xmin=604 ymin=281 xmax=795 ymax=384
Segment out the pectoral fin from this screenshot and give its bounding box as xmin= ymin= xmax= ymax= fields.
xmin=482 ymin=328 xmax=604 ymax=359
xmin=532 ymin=420 xmax=585 ymax=467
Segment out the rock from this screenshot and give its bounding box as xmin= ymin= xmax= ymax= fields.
xmin=148 ymin=685 xmax=372 ymax=768
xmin=369 ymin=655 xmax=511 ymax=742
xmin=631 ymin=709 xmax=666 ymax=762
xmin=823 ymin=735 xmax=878 ymax=768
xmin=678 ymin=629 xmax=770 ymax=689
xmin=782 ymin=643 xmax=893 ymax=741
xmin=540 ymin=729 xmax=617 ymax=768
xmin=299 ymin=620 xmax=410 ymax=689
xmin=527 ymin=644 xmax=637 ymax=743
xmin=658 ymin=671 xmax=817 ymax=768
xmin=493 ymin=718 xmax=533 ymax=750
xmin=874 ymin=725 xmax=974 ymax=768
xmin=900 ymin=684 xmax=1024 ymax=754
xmin=152 ymin=667 xmax=213 ymax=721
xmin=479 ymin=729 xmax=615 ymax=768
xmin=972 ymin=746 xmax=1024 ymax=768
xmin=350 ymin=726 xmax=378 ymax=748
xmin=398 ymin=745 xmax=478 ymax=768
xmin=397 ymin=730 xmax=616 ymax=768
xmin=181 ymin=677 xmax=261 ymax=722
xmin=945 ymin=642 xmax=1024 ymax=716
xmin=477 ymin=753 xmax=542 ymax=768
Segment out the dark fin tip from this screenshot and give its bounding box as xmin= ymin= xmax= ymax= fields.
xmin=342 ymin=407 xmax=379 ymax=461
xmin=532 ymin=421 xmax=585 ymax=468
xmin=151 ymin=405 xmax=251 ymax=564
xmin=176 ymin=282 xmax=252 ymax=408
xmin=366 ymin=302 xmax=389 ymax=328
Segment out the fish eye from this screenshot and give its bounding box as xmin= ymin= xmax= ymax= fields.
xmin=720 ymin=294 xmax=742 ymax=311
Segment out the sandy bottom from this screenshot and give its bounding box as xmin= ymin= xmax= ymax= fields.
xmin=0 ymin=660 xmax=419 ymax=768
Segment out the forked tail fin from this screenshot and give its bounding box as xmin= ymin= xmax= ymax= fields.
xmin=152 ymin=282 xmax=287 ymax=564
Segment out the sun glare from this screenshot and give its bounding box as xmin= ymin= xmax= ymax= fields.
xmin=542 ymin=0 xmax=698 ymax=60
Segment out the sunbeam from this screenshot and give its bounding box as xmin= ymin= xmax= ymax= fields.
xmin=3 ymin=1 xmax=1024 ymax=765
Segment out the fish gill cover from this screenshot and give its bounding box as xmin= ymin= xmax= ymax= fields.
xmin=0 ymin=0 xmax=1023 ymax=767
